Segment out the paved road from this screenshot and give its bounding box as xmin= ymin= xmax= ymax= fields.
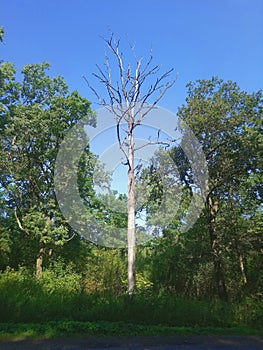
xmin=0 ymin=336 xmax=262 ymax=350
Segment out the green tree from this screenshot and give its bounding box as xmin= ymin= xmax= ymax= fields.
xmin=0 ymin=61 xmax=96 ymax=276
xmin=173 ymin=77 xmax=262 ymax=300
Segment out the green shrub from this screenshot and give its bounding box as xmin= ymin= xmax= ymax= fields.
xmin=0 ymin=268 xmax=262 ymax=329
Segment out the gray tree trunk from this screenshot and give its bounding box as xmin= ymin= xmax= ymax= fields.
xmin=207 ymin=196 xmax=228 ymax=301
xmin=88 ymin=34 xmax=176 ymax=295
xmin=36 ymin=246 xmax=45 ymax=278
xmin=127 ymin=128 xmax=136 ymax=295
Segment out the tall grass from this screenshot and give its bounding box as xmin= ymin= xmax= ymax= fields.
xmin=0 ymin=269 xmax=262 ymax=328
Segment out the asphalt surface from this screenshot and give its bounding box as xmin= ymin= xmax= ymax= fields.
xmin=0 ymin=336 xmax=262 ymax=350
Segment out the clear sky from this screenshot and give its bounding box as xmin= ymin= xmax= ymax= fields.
xmin=1 ymin=0 xmax=262 ymax=112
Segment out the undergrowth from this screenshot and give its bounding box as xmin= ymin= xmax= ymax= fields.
xmin=0 ymin=269 xmax=262 ymax=331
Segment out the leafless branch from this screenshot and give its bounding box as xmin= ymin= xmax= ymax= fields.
xmin=64 ymin=233 xmax=76 ymax=242
xmin=84 ymin=34 xmax=177 ymax=164
xmin=134 ymin=138 xmax=177 ymax=152
xmin=116 ymin=121 xmax=129 ymax=160
xmin=82 ymin=75 xmax=106 ymax=106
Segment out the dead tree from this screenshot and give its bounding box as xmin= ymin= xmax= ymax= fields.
xmin=85 ymin=34 xmax=176 ymax=295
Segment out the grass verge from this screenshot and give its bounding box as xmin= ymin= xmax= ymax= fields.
xmin=0 ymin=321 xmax=262 ymax=341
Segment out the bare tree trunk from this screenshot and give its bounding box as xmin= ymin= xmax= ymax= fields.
xmin=87 ymin=34 xmax=176 ymax=296
xmin=36 ymin=246 xmax=45 ymax=278
xmin=236 ymin=245 xmax=247 ymax=285
xmin=127 ymin=128 xmax=136 ymax=295
xmin=207 ymin=196 xmax=228 ymax=301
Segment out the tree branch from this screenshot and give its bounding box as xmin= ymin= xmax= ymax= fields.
xmin=134 ymin=139 xmax=176 ymax=152
xmin=85 ymin=34 xmax=176 ymax=164
xmin=14 ymin=208 xmax=30 ymax=235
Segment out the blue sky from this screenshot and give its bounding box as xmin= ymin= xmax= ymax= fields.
xmin=1 ymin=0 xmax=262 ymax=113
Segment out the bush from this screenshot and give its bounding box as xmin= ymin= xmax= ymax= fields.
xmin=38 ymin=261 xmax=82 ymax=294
xmin=0 ymin=268 xmax=262 ymax=329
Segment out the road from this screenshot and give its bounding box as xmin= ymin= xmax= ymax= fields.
xmin=0 ymin=336 xmax=262 ymax=350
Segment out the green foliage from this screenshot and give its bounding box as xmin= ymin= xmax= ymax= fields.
xmin=177 ymin=77 xmax=262 ymax=204
xmin=156 ymin=77 xmax=263 ymax=301
xmin=0 ymin=321 xmax=261 ymax=340
xmin=0 ymin=50 xmax=261 ymax=329
xmin=0 ymin=214 xmax=11 ymax=269
xmin=0 ymin=269 xmax=262 ymax=329
xmin=0 ymin=61 xmax=96 ymax=275
xmin=37 ymin=261 xmax=82 ymax=294
xmin=84 ymin=248 xmax=127 ymax=295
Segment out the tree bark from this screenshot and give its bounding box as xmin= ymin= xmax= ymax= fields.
xmin=88 ymin=35 xmax=176 ymax=296
xmin=36 ymin=246 xmax=45 ymax=278
xmin=207 ymin=196 xmax=228 ymax=301
xmin=127 ymin=127 xmax=136 ymax=295
xmin=236 ymin=245 xmax=247 ymax=285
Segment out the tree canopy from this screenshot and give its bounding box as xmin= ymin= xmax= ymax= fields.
xmin=0 ymin=34 xmax=262 ymax=316
xmin=0 ymin=61 xmax=96 ymax=275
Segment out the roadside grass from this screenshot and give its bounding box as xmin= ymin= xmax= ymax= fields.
xmin=0 ymin=270 xmax=262 ymax=341
xmin=0 ymin=321 xmax=262 ymax=341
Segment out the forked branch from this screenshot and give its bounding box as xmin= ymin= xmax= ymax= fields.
xmin=85 ymin=34 xmax=176 ymax=116
xmin=84 ymin=33 xmax=177 ymax=161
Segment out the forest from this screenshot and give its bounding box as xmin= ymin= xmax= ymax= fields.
xmin=0 ymin=28 xmax=262 ymax=337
